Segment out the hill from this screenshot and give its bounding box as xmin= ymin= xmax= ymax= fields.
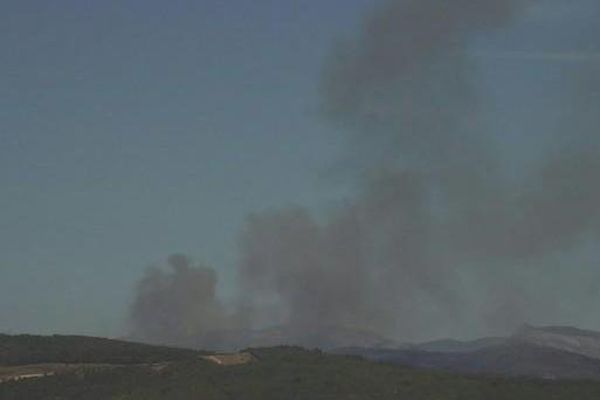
xmin=339 ymin=342 xmax=600 ymax=380
xmin=3 ymin=338 xmax=600 ymax=399
xmin=334 ymin=325 xmax=600 ymax=380
xmin=513 ymin=325 xmax=600 ymax=360
xmin=0 ymin=334 xmax=201 ymax=366
xmin=411 ymin=337 xmax=506 ymax=353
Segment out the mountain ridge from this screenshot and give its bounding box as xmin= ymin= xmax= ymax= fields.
xmin=333 ymin=325 xmax=600 ymax=380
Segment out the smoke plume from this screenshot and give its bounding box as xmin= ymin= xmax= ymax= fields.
xmin=130 ymin=0 xmax=600 ymax=347
xmin=129 ymin=255 xmax=235 ymax=346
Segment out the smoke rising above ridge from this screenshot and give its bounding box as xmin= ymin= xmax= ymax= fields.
xmin=129 ymin=255 xmax=240 ymax=346
xmin=130 ymin=0 xmax=600 ymax=348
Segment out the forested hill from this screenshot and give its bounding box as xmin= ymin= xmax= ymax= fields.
xmin=3 ymin=343 xmax=600 ymax=399
xmin=0 ymin=334 xmax=201 ymax=365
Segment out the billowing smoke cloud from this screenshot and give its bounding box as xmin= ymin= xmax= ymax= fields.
xmin=130 ymin=0 xmax=600 ymax=347
xmin=129 ymin=254 xmax=237 ymax=347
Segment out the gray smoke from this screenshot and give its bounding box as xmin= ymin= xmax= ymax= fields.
xmin=129 ymin=254 xmax=236 ymax=346
xmin=130 ymin=0 xmax=600 ymax=346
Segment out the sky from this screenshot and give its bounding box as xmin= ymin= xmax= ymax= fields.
xmin=1 ymin=0 xmax=599 ymax=339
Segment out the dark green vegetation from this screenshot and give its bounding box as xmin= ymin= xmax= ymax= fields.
xmin=3 ymin=338 xmax=600 ymax=400
xmin=0 ymin=334 xmax=201 ymax=366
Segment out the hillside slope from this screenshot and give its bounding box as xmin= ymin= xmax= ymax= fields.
xmin=335 ymin=326 xmax=600 ymax=380
xmin=513 ymin=325 xmax=600 ymax=360
xmin=3 ymin=345 xmax=600 ymax=399
xmin=0 ymin=334 xmax=201 ymax=366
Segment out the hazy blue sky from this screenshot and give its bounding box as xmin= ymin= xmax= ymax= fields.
xmin=2 ymin=0 xmax=599 ymax=337
xmin=1 ymin=0 xmax=376 ymax=336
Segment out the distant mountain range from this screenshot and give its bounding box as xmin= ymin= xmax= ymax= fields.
xmin=514 ymin=324 xmax=600 ymax=360
xmin=334 ymin=325 xmax=600 ymax=380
